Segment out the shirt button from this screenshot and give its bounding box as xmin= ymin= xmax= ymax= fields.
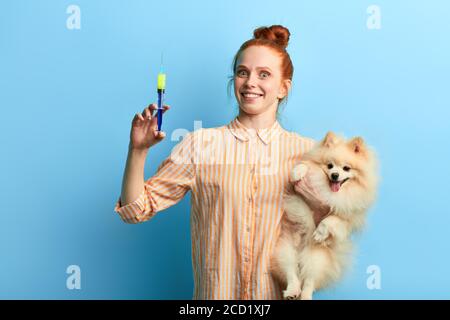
xmin=246 ymin=226 xmax=251 ymax=232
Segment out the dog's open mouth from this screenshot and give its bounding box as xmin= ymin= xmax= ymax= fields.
xmin=329 ymin=178 xmax=349 ymax=192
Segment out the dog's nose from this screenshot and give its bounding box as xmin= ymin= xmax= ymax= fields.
xmin=331 ymin=173 xmax=339 ymax=181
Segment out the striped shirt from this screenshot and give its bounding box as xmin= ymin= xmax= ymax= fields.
xmin=114 ymin=117 xmax=315 ymax=299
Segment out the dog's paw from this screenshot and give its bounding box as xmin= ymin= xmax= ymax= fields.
xmin=283 ymin=286 xmax=301 ymax=300
xmin=313 ymin=222 xmax=330 ymax=244
xmin=291 ymin=163 xmax=308 ymax=182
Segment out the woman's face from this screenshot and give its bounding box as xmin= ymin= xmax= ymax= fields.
xmin=234 ymin=46 xmax=291 ymax=117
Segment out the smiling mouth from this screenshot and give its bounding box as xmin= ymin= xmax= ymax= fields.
xmin=241 ymin=92 xmax=263 ymax=101
xmin=329 ymin=178 xmax=349 ymax=192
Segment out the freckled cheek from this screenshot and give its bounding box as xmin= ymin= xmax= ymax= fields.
xmin=261 ymin=84 xmax=277 ymax=97
xmin=234 ymin=79 xmax=244 ymax=92
xmin=233 ymin=81 xmax=241 ymax=96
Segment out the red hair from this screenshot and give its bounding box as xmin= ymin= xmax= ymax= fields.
xmin=230 ymin=25 xmax=294 ymax=106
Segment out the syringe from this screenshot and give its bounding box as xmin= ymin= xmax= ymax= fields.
xmin=156 ymin=54 xmax=166 ymax=131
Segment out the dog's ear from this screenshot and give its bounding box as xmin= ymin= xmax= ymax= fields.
xmin=348 ymin=136 xmax=365 ymax=154
xmin=322 ymin=131 xmax=338 ymax=147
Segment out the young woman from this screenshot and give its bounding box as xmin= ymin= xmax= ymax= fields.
xmin=115 ymin=25 xmax=328 ymax=299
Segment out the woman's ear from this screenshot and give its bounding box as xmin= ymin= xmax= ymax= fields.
xmin=278 ymin=79 xmax=292 ymax=99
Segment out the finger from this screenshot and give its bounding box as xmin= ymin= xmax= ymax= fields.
xmin=162 ymin=105 xmax=170 ymax=114
xmin=294 ymin=181 xmax=311 ymax=196
xmin=153 ymin=130 xmax=166 ymax=139
xmin=295 ymin=179 xmax=306 ymax=189
xmin=148 ymin=103 xmax=158 ymax=116
xmin=150 ymin=104 xmax=169 ymax=115
xmin=294 ymin=181 xmax=304 ymax=193
xmin=300 ymin=174 xmax=313 ymax=188
xmin=133 ymin=112 xmax=145 ymax=122
xmin=150 ymin=113 xmax=158 ymax=125
xmin=143 ymin=107 xmax=152 ymax=120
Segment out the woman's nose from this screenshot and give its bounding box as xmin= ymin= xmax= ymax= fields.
xmin=244 ymin=74 xmax=257 ymax=88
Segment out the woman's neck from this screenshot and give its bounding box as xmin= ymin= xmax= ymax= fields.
xmin=237 ymin=109 xmax=277 ymax=130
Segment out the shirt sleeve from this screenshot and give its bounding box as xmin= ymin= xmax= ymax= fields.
xmin=305 ymin=137 xmax=316 ymax=153
xmin=114 ymin=132 xmax=196 ymax=224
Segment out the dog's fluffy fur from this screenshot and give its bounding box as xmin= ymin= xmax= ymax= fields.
xmin=271 ymin=132 xmax=378 ymax=300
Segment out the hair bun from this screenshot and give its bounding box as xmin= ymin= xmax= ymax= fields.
xmin=253 ymin=25 xmax=290 ymax=49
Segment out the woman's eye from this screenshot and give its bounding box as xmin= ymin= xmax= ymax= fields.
xmin=237 ymin=70 xmax=248 ymax=77
xmin=343 ymin=166 xmax=351 ymax=172
xmin=327 ymin=163 xmax=333 ymax=169
xmin=260 ymin=71 xmax=270 ymax=78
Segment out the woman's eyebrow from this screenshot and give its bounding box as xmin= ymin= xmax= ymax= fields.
xmin=237 ymin=65 xmax=273 ymax=72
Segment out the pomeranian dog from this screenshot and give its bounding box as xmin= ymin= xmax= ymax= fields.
xmin=271 ymin=131 xmax=378 ymax=300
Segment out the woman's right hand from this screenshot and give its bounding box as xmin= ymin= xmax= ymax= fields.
xmin=294 ymin=173 xmax=331 ymax=225
xmin=129 ymin=103 xmax=170 ymax=150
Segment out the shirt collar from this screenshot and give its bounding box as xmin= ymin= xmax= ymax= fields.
xmin=227 ymin=117 xmax=282 ymax=145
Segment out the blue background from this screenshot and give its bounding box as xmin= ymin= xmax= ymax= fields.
xmin=1 ymin=0 xmax=449 ymax=299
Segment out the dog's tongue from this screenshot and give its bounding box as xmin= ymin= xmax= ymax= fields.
xmin=330 ymin=181 xmax=340 ymax=192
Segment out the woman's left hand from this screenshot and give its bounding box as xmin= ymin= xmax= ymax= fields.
xmin=294 ymin=173 xmax=331 ymax=225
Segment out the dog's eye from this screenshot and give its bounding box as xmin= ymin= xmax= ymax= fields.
xmin=343 ymin=166 xmax=351 ymax=172
xmin=327 ymin=163 xmax=333 ymax=169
